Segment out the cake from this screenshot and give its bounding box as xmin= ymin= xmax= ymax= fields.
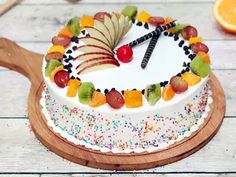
xmin=41 ymin=6 xmax=213 ymax=153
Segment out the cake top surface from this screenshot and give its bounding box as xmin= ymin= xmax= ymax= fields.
xmin=43 ymin=6 xmax=211 ymax=111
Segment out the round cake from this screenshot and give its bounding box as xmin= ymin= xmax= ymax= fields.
xmin=41 ymin=6 xmax=213 ymax=153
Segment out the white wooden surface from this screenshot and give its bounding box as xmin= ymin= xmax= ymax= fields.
xmin=0 ymin=0 xmax=235 ymax=176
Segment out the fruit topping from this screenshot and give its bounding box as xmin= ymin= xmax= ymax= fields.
xmin=144 ymin=83 xmax=161 ymax=106
xmin=162 ymin=84 xmax=175 ymax=101
xmin=117 ymin=45 xmax=133 ymax=63
xmin=80 ymin=16 xmax=94 ymax=29
xmin=54 ymin=70 xmax=70 ymax=88
xmin=94 ymin=12 xmax=111 ymax=22
xmin=181 ymin=72 xmax=201 ymax=86
xmin=66 ymin=79 xmax=81 ymax=97
xmin=45 ymin=59 xmax=61 ymax=77
xmin=89 ymin=91 xmax=106 ymax=107
xmin=78 ymin=82 xmax=95 ymax=104
xmin=104 ymin=15 xmax=116 ymax=47
xmin=121 ymin=5 xmax=138 ymax=19
xmin=84 ymin=26 xmax=110 ymax=46
xmin=47 ymin=45 xmax=65 ymax=55
xmin=124 ymin=90 xmax=143 ymax=108
xmin=50 ymin=65 xmax=64 ymax=82
xmin=106 ymin=89 xmax=124 ymax=109
xmin=78 ymin=44 xmax=113 ymax=55
xmin=164 ymin=17 xmax=174 ymax=24
xmin=137 ymin=11 xmax=151 ymax=23
xmin=76 ymin=52 xmax=113 ymax=61
xmin=188 ymin=37 xmax=202 ymax=46
xmin=58 ymin=26 xmax=73 ymax=38
xmin=170 ymin=76 xmax=188 ymax=93
xmin=52 ymin=36 xmax=71 ymax=47
xmin=191 ymin=42 xmax=209 ymax=54
xmin=190 ymin=56 xmax=211 ymax=78
xmin=148 ymin=16 xmax=165 ymax=26
xmin=181 ymin=26 xmax=198 ymax=40
xmin=197 ymin=51 xmax=211 ymax=64
xmin=172 ymin=23 xmax=188 ymax=34
xmin=94 ymin=19 xmax=113 ymax=46
xmin=45 ymin=52 xmax=63 ymax=61
xmin=79 ymin=37 xmax=112 ymax=53
xmin=67 ymin=16 xmax=81 ymax=36
xmin=77 ymin=59 xmax=120 ymax=75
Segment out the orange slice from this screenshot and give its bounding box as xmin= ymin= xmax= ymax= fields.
xmin=213 ymin=0 xmax=236 ymax=33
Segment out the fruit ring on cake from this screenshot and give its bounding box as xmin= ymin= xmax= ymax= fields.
xmin=41 ymin=6 xmax=213 ymax=153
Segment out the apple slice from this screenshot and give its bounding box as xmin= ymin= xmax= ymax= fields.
xmin=115 ymin=14 xmax=125 ymax=47
xmin=78 ymin=45 xmax=114 ymax=55
xmin=104 ymin=15 xmax=116 ymax=48
xmin=123 ymin=16 xmax=132 ymax=37
xmin=76 ymin=56 xmax=117 ymax=70
xmin=75 ymin=52 xmax=113 ymax=61
xmin=94 ymin=20 xmax=112 ymax=47
xmin=79 ymin=36 xmax=112 ymax=53
xmin=84 ymin=26 xmax=110 ymax=46
xmin=77 ymin=59 xmax=120 ymax=75
xmin=111 ymin=13 xmax=120 ymax=47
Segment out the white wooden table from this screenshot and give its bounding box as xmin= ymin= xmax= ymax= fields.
xmin=0 ymin=0 xmax=235 ymax=176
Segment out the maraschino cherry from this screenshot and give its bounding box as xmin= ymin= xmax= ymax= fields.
xmin=116 ymin=45 xmax=133 ymax=63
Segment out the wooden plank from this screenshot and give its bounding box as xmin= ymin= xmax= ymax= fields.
xmin=0 ymin=68 xmax=234 ymax=117
xmin=0 ymin=118 xmax=235 ymax=172
xmin=21 ymin=0 xmax=214 ymax=4
xmin=0 ymin=3 xmax=235 ymax=42
xmin=0 ymin=175 xmax=38 ymax=177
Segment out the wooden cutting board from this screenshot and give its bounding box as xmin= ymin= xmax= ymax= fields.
xmin=0 ymin=37 xmax=226 ymax=170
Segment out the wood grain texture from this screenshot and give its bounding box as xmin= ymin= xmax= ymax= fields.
xmin=0 ymin=3 xmax=235 ymax=42
xmin=0 ymin=119 xmax=234 ymax=172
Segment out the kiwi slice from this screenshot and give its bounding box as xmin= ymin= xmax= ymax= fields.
xmin=45 ymin=59 xmax=61 ymax=77
xmin=172 ymin=24 xmax=188 ymax=34
xmin=121 ymin=6 xmax=137 ymax=19
xmin=190 ymin=56 xmax=211 ymax=78
xmin=78 ymin=82 xmax=95 ymax=104
xmin=144 ymin=83 xmax=161 ymax=106
xmin=67 ymin=16 xmax=81 ymax=36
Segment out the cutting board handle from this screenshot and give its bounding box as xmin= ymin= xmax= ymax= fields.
xmin=0 ymin=38 xmax=43 ymax=86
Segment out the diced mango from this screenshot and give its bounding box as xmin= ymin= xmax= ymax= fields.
xmin=197 ymin=51 xmax=211 ymax=64
xmin=162 ymin=84 xmax=175 ymax=101
xmin=50 ymin=65 xmax=64 ymax=82
xmin=89 ymin=91 xmax=106 ymax=107
xmin=181 ymin=72 xmax=201 ymax=86
xmin=164 ymin=17 xmax=174 ymax=32
xmin=58 ymin=26 xmax=73 ymax=38
xmin=47 ymin=45 xmax=65 ymax=55
xmin=124 ymin=90 xmax=143 ymax=108
xmin=189 ymin=37 xmax=202 ymax=45
xmin=81 ymin=16 xmax=94 ymax=29
xmin=137 ymin=11 xmax=151 ymax=23
xmin=67 ymin=79 xmax=81 ymax=97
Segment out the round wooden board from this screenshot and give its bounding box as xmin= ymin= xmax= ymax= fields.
xmin=0 ymin=38 xmax=226 ymax=170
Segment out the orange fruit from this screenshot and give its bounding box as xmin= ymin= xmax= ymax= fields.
xmin=162 ymin=84 xmax=175 ymax=101
xmin=89 ymin=91 xmax=106 ymax=107
xmin=213 ymin=0 xmax=236 ymax=33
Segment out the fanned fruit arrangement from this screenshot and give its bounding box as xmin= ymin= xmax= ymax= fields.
xmin=44 ymin=5 xmax=211 ymax=110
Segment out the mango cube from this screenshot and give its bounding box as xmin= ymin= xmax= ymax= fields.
xmin=181 ymin=72 xmax=201 ymax=86
xmin=47 ymin=45 xmax=65 ymax=55
xmin=58 ymin=26 xmax=73 ymax=38
xmin=189 ymin=37 xmax=202 ymax=45
xmin=137 ymin=11 xmax=151 ymax=23
xmin=81 ymin=16 xmax=94 ymax=28
xmin=124 ymin=90 xmax=143 ymax=108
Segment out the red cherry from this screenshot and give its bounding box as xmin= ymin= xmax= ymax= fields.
xmin=117 ymin=45 xmax=133 ymax=63
xmin=54 ymin=70 xmax=70 ymax=88
xmin=106 ymin=89 xmax=124 ymax=109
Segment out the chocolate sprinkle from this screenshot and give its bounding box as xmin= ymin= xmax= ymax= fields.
xmin=121 ymin=90 xmax=124 ymax=95
xmin=189 ymin=54 xmax=196 ymax=60
xmin=104 ymin=89 xmax=109 ymax=95
xmin=186 ymin=67 xmax=190 ymax=72
xmin=71 ymin=36 xmax=79 ymax=43
xmin=174 ymin=34 xmax=179 ymax=41
xmin=136 ymin=22 xmax=143 ymax=26
xmin=185 ymin=50 xmax=190 ymax=55
xmin=81 ymin=30 xmax=86 ymax=35
xmin=141 ymin=89 xmax=145 ymax=95
xmin=163 ymin=31 xmax=168 ymax=36
xmin=144 ymin=23 xmax=149 ymax=29
xmin=183 ymin=62 xmax=187 ymax=67
xmin=176 ymin=73 xmax=181 ymax=77
xmin=183 ymin=46 xmax=190 ymax=51
xmin=168 ymin=32 xmax=174 ymax=37
xmin=178 ymin=40 xmax=185 ymax=47
xmin=96 ymin=89 xmax=101 ymax=92
xmin=66 ymin=49 xmax=72 ymax=54
xmin=72 ymin=46 xmax=78 ymax=51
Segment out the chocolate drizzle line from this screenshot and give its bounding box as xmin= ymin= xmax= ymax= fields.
xmin=141 ymin=29 xmax=161 ymax=69
xmin=127 ymin=20 xmax=176 ymax=48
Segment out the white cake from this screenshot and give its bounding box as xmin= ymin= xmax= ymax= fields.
xmin=41 ymin=6 xmax=213 ymax=153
